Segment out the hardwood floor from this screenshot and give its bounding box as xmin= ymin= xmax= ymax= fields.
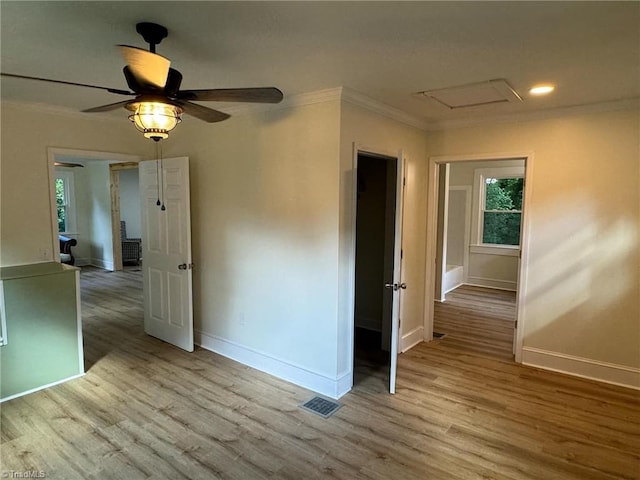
xmin=1 ymin=269 xmax=638 ymax=479
xmin=433 ymin=285 xmax=517 ymax=361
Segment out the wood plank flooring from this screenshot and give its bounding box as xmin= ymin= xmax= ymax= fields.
xmin=434 ymin=285 xmax=517 ymax=361
xmin=1 ymin=269 xmax=638 ymax=479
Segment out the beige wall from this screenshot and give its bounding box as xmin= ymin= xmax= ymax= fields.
xmin=426 ymin=108 xmax=640 ymax=369
xmin=0 ymin=103 xmax=146 ymax=267
xmin=339 ymin=101 xmax=428 ymax=370
xmin=163 ymin=100 xmax=343 ymax=384
xmin=86 ymin=162 xmax=114 ymax=269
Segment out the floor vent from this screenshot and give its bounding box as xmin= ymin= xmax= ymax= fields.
xmin=433 ymin=332 xmax=447 ymax=339
xmin=300 ymin=396 xmax=342 ymax=418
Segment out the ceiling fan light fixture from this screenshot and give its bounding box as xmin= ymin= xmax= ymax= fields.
xmin=127 ymin=101 xmax=183 ymax=140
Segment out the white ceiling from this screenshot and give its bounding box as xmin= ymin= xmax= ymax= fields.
xmin=2 ymin=1 xmax=638 ymax=128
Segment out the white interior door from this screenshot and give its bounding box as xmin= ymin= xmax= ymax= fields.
xmin=388 ymin=155 xmax=406 ymax=394
xmin=139 ymin=157 xmax=194 ymax=352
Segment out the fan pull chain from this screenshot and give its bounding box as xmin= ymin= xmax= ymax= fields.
xmin=155 ymin=142 xmax=161 ymax=206
xmin=159 ymin=141 xmax=166 ymax=211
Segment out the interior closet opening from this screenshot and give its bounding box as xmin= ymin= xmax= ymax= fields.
xmin=353 ymin=152 xmax=397 ymax=388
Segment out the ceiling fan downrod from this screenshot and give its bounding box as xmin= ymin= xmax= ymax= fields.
xmin=136 ymin=22 xmax=168 ymax=54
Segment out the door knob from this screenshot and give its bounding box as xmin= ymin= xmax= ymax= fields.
xmin=178 ymin=263 xmax=187 ymax=270
xmin=399 ymin=283 xmax=407 ymax=290
xmin=384 ymin=283 xmax=407 ymax=291
xmin=384 ymin=283 xmax=395 ymax=290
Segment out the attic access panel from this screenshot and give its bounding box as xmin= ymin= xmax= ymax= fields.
xmin=417 ymin=79 xmax=522 ymax=109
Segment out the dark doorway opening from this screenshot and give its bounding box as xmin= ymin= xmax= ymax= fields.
xmin=353 ymin=152 xmax=397 ymax=388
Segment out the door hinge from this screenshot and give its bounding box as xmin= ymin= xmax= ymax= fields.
xmin=401 ymin=249 xmax=403 ymax=259
xmin=403 ymin=177 xmax=406 ymax=187
xmin=514 ymin=320 xmax=518 ymax=329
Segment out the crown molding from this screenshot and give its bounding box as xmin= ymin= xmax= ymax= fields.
xmin=340 ymin=86 xmax=431 ymax=131
xmin=424 ymin=97 xmax=640 ymax=131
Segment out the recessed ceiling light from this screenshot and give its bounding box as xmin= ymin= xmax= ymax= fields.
xmin=529 ymin=84 xmax=555 ymax=96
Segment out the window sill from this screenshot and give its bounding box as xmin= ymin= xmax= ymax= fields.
xmin=470 ymin=244 xmax=520 ymax=257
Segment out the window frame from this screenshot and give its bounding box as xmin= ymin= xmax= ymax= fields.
xmin=471 ymin=166 xmax=524 ymax=251
xmin=55 ymin=170 xmax=77 ymax=234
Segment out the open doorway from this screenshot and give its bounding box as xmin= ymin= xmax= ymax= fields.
xmin=48 ymin=148 xmax=141 ymax=270
xmin=109 ymin=163 xmax=142 ymax=271
xmin=353 ymin=151 xmax=404 ymax=392
xmin=424 ymin=154 xmax=533 ymax=362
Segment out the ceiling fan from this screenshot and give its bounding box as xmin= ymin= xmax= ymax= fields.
xmin=1 ymin=22 xmax=284 ymax=140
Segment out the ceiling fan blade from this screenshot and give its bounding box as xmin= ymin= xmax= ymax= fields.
xmin=176 ymin=101 xmax=231 ymax=123
xmin=177 ymin=87 xmax=284 ymax=103
xmin=82 ymin=100 xmax=132 ymax=113
xmin=0 ymin=72 xmax=133 ymax=96
xmin=118 ymin=45 xmax=170 ymax=89
xmin=54 ymin=162 xmax=84 ymax=168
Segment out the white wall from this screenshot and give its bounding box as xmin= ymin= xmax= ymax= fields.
xmin=426 ymin=108 xmax=640 ymax=386
xmin=119 ymin=168 xmax=141 ymax=239
xmin=163 ymin=99 xmax=344 ymax=396
xmin=86 ymin=162 xmax=114 ymax=270
xmin=0 ymin=103 xmax=146 ymax=267
xmin=446 ymin=188 xmax=466 ymax=267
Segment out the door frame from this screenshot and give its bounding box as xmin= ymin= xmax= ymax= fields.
xmin=109 ymin=162 xmax=141 ymax=271
xmin=423 ymin=152 xmax=534 ymax=362
xmin=47 ymin=147 xmax=141 ymax=265
xmin=348 ymin=143 xmax=405 ymax=393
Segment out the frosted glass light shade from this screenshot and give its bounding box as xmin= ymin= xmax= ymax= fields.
xmin=128 ymin=101 xmax=183 ymax=140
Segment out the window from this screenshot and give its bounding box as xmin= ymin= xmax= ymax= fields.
xmin=482 ymin=177 xmax=523 ymax=245
xmin=472 ymin=166 xmax=524 ymax=248
xmin=55 ymin=171 xmax=76 ymax=233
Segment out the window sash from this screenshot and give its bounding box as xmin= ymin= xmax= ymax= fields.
xmin=479 ymin=174 xmax=523 ymax=247
xmin=55 ymin=173 xmax=75 ymax=233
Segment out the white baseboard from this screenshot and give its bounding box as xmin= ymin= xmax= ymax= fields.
xmin=335 ymin=370 xmax=352 ymax=399
xmin=195 ymin=330 xmax=348 ymax=399
xmin=522 ymin=347 xmax=640 ymax=390
xmin=401 ymin=326 xmax=424 ymax=353
xmin=443 ymin=282 xmax=464 ymax=295
xmin=1 ymin=373 xmax=85 ymax=403
xmin=465 ymin=277 xmax=517 ymax=291
xmin=90 ymin=258 xmax=114 ymax=271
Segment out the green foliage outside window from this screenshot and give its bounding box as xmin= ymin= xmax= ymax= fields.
xmin=482 ymin=177 xmax=523 ymax=245
xmin=56 ymin=178 xmax=66 ymax=232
